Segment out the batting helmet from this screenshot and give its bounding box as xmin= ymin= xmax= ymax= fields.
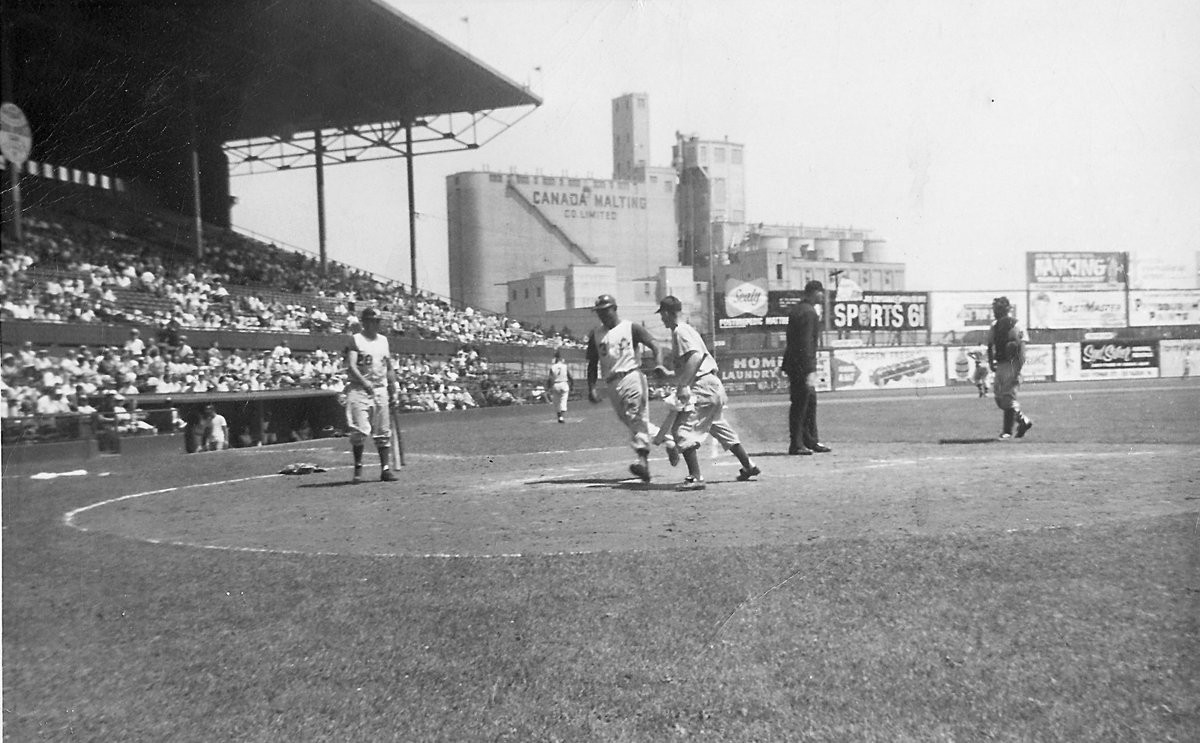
xmin=593 ymin=294 xmax=617 ymax=311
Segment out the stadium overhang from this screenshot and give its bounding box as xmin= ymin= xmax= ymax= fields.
xmin=3 ymin=0 xmax=541 ymax=285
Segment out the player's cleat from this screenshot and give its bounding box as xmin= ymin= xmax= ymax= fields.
xmin=810 ymin=443 xmax=832 ymax=453
xmin=788 ymin=446 xmax=814 ymax=455
xmin=1016 ymin=416 xmax=1033 ymax=438
xmin=557 ymin=413 xmax=565 ymax=423
xmin=736 ymin=465 xmax=761 ymax=481
xmin=380 ymin=469 xmax=398 ymax=482
xmin=629 ymin=462 xmax=651 ymax=483
xmin=352 ymin=465 xmax=364 ymax=483
xmin=998 ymin=432 xmax=1012 ymax=440
xmin=666 ymin=445 xmax=680 ymax=467
xmin=677 ymin=476 xmax=706 ymax=491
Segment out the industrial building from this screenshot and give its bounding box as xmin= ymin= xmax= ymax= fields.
xmin=445 ymin=93 xmax=901 ymax=341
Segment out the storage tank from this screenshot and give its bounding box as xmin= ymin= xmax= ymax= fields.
xmin=839 ymin=239 xmax=863 ymax=262
xmin=788 ymin=237 xmax=808 ymax=257
xmin=862 ymin=239 xmax=893 ymax=263
xmin=815 ymin=238 xmax=840 ymax=261
xmin=759 ymin=235 xmax=788 ymax=252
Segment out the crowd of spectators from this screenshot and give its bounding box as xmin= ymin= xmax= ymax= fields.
xmin=2 ymin=210 xmax=584 ymax=349
xmin=0 ymin=334 xmax=512 ymax=428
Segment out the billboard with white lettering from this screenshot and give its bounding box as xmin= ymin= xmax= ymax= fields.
xmin=1056 ymin=340 xmax=1160 ymax=380
xmin=830 ymin=292 xmax=929 ymax=331
xmin=714 ymin=281 xmax=807 ymax=331
xmin=1027 ymin=251 xmax=1127 ymax=290
xmin=930 ymin=291 xmax=1026 ymax=335
xmin=716 ymin=351 xmax=832 ymax=394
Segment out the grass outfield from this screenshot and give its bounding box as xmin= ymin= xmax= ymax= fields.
xmin=3 ymin=379 xmax=1198 ymax=742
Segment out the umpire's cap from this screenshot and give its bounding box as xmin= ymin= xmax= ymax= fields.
xmin=655 ymin=295 xmax=683 ymax=314
xmin=360 ymin=307 xmax=382 ymax=322
xmin=593 ymin=294 xmax=617 ymax=311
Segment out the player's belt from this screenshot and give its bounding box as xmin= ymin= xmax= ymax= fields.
xmin=693 ymin=370 xmax=716 ymax=381
xmin=605 ymin=368 xmax=637 ymax=384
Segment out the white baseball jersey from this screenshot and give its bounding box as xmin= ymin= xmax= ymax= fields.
xmin=347 ymin=332 xmax=391 ymax=390
xmin=593 ymin=320 xmax=638 ymax=381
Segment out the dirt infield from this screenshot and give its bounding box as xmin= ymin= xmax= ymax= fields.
xmin=40 ymin=379 xmax=1200 ymax=558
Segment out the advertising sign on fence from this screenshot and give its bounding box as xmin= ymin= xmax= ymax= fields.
xmin=1057 ymin=340 xmax=1159 ymax=380
xmin=1027 ymin=251 xmax=1127 ymax=291
xmin=829 ymin=346 xmax=946 ymax=391
xmin=830 ymin=292 xmax=929 ymax=331
xmin=1128 ymin=290 xmax=1200 ymax=327
xmin=929 ymin=292 xmax=1025 ymax=336
xmin=1027 ymin=290 xmax=1127 ymax=329
xmin=714 ymin=281 xmax=804 ymax=331
xmin=716 ymin=351 xmax=832 ymax=394
xmin=1158 ymin=339 xmax=1200 ymax=377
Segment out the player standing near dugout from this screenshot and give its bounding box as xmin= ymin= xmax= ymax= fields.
xmin=986 ymin=296 xmax=1034 ymax=440
xmin=586 ymin=294 xmax=668 ymax=483
xmin=344 ymin=307 xmax=399 ymax=482
xmin=546 ymin=349 xmax=572 ymax=423
xmin=654 ymin=296 xmax=760 ymax=490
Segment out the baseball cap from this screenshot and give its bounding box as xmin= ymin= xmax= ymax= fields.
xmin=593 ymin=294 xmax=617 ymax=311
xmin=360 ymin=307 xmax=382 ymax=322
xmin=655 ymin=295 xmax=683 ymax=314
xmin=804 ymin=280 xmax=825 ymax=294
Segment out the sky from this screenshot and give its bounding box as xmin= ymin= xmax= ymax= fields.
xmin=230 ymin=0 xmax=1200 ymax=298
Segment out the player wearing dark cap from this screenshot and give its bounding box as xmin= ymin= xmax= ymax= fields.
xmin=344 ymin=307 xmax=399 ymax=481
xmin=986 ymin=296 xmax=1033 ymax=439
xmin=585 ymin=294 xmax=668 ymax=483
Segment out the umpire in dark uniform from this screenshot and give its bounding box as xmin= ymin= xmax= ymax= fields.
xmin=782 ymin=280 xmax=831 ymax=455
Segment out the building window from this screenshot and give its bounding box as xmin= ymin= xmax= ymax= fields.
xmin=490 ymin=173 xmax=503 ymax=182
xmin=516 ymin=175 xmax=530 ymax=184
xmin=731 ymin=148 xmax=743 ymax=165
xmin=524 ymin=288 xmax=529 ymax=299
xmin=714 ymin=147 xmax=725 ymax=163
xmin=649 ymin=175 xmax=657 ymax=184
xmin=699 ymin=146 xmax=707 ymax=162
xmin=511 ymin=290 xmax=517 ymax=300
xmin=537 ymin=287 xmax=542 ymax=298
xmin=776 ymin=263 xmax=784 ymax=280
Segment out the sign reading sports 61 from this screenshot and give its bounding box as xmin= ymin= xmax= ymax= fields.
xmin=0 ymin=102 xmax=33 ymax=165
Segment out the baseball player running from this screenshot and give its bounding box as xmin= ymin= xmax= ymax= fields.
xmin=986 ymin=296 xmax=1033 ymax=440
xmin=344 ymin=307 xmax=400 ymax=482
xmin=586 ymin=294 xmax=668 ymax=483
xmin=654 ymin=295 xmax=760 ymax=490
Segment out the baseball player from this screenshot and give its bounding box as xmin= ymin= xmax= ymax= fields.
xmin=344 ymin=307 xmax=399 ymax=482
xmin=654 ymin=295 xmax=760 ymax=490
xmin=586 ymin=294 xmax=668 ymax=483
xmin=546 ymin=349 xmax=572 ymax=423
xmin=986 ymin=296 xmax=1033 ymax=439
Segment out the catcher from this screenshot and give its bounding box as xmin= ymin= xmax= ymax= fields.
xmin=986 ymin=297 xmax=1033 ymax=439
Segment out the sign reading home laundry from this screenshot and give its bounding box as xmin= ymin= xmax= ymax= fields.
xmin=831 ymin=292 xmax=929 ymax=331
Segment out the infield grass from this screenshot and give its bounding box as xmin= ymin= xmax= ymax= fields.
xmin=3 ymin=380 xmax=1199 ymax=742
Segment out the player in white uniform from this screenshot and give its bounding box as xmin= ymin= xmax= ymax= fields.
xmin=654 ymin=296 xmax=760 ymax=490
xmin=546 ymin=350 xmax=572 ymax=423
xmin=344 ymin=307 xmax=399 ymax=482
xmin=586 ymin=294 xmax=668 ymax=483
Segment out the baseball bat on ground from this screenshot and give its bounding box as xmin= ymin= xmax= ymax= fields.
xmin=389 ymin=408 xmax=405 ymax=468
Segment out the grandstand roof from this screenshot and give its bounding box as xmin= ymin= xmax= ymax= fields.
xmin=6 ymin=0 xmax=541 ymax=167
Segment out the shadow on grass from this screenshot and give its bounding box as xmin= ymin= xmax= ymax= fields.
xmin=295 ymin=480 xmax=367 ymax=489
xmin=938 ymin=438 xmax=1000 ymax=445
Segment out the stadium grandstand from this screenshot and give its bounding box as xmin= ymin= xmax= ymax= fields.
xmin=1 ymin=0 xmax=584 ymax=456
